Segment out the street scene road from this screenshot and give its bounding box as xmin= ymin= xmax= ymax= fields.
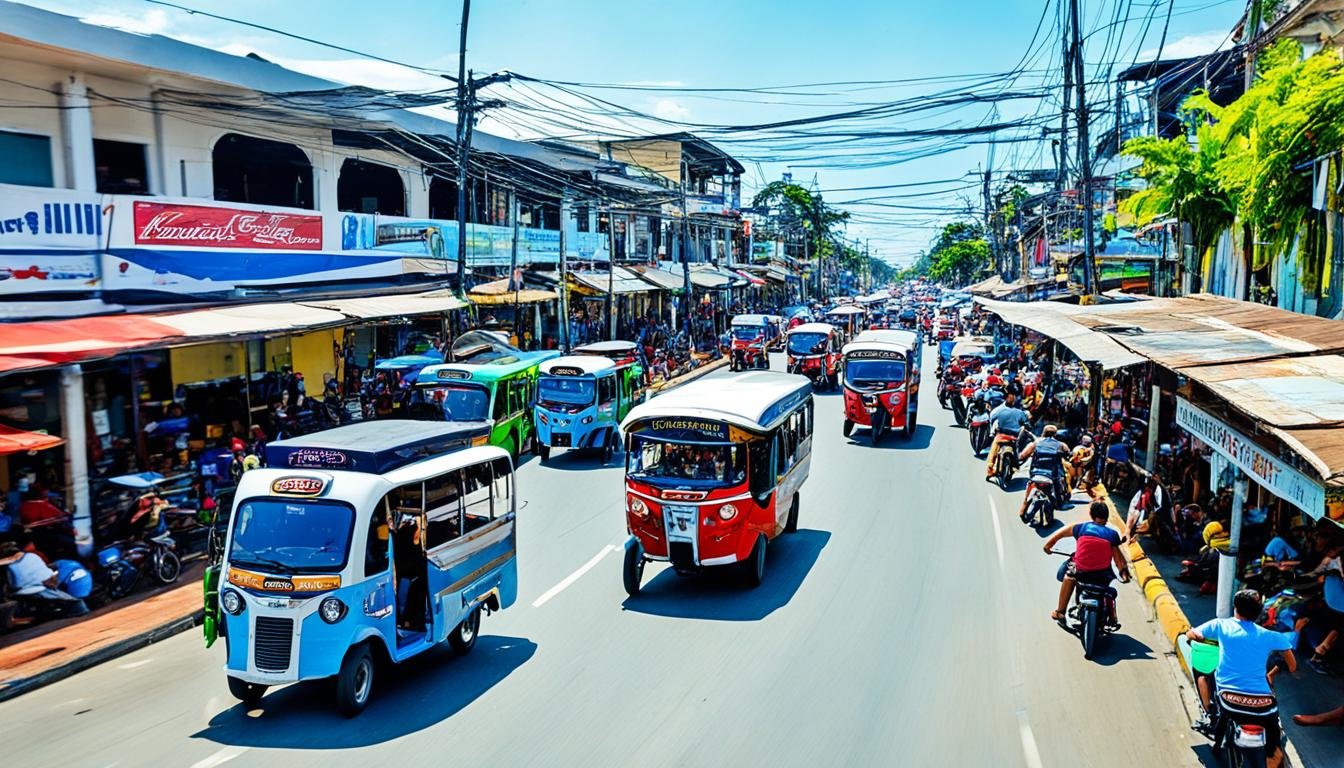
xmin=0 ymin=351 xmax=1200 ymax=767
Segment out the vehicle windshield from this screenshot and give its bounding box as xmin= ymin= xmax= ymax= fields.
xmin=732 ymin=327 xmax=764 ymax=341
xmin=788 ymin=332 xmax=827 ymax=355
xmin=846 ymin=359 xmax=907 ymax=389
xmin=627 ymin=436 xmax=746 ymax=487
xmin=229 ymin=499 xmax=353 ymax=573
xmin=538 ymin=377 xmax=595 ymax=409
xmin=416 ymin=384 xmax=490 ymax=421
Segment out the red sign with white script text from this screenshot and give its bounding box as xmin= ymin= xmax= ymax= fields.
xmin=133 ymin=201 xmax=323 ymax=250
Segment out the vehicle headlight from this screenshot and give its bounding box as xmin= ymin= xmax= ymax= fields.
xmin=718 ymin=504 xmax=738 ymax=521
xmin=628 ymin=497 xmax=648 ymax=519
xmin=319 ymin=596 xmax=347 ymax=624
xmin=221 ymin=588 xmax=243 ymax=615
xmin=538 ymin=413 xmax=548 ymax=424
xmin=581 ymin=415 xmax=594 ymax=424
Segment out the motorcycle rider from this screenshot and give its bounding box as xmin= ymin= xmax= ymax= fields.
xmin=1043 ymin=500 xmax=1131 ymax=625
xmin=1017 ymin=424 xmax=1070 ymax=520
xmin=985 ymin=391 xmax=1030 ymax=479
xmin=1187 ymin=589 xmax=1296 ymax=768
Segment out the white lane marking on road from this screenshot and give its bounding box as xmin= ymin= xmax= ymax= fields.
xmin=118 ymin=658 xmax=154 ymax=670
xmin=532 ymin=544 xmax=616 ymax=607
xmin=986 ymin=494 xmax=1005 ymax=571
xmin=189 ymin=746 xmax=248 ymax=768
xmin=1016 ymin=711 xmax=1044 ymax=768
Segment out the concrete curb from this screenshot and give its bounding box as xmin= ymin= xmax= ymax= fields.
xmin=1095 ymin=486 xmax=1192 ymax=663
xmin=0 ymin=610 xmax=201 ymax=704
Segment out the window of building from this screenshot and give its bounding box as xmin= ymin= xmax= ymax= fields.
xmin=0 ymin=130 xmax=53 ymax=187
xmin=576 ymin=204 xmax=590 ymax=233
xmin=429 ymin=176 xmax=458 ymax=220
xmin=212 ymin=133 xmax=313 ymax=209
xmin=93 ymin=139 xmax=149 ymax=194
xmin=338 ymin=159 xmax=405 ymax=215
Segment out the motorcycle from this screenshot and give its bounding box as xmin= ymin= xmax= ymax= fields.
xmin=1202 ymin=681 xmax=1280 ymax=768
xmin=992 ymin=437 xmax=1019 ymax=487
xmin=1023 ymin=472 xmax=1055 ymax=526
xmin=1051 ymin=550 xmax=1121 ymax=660
xmin=967 ymin=403 xmax=991 ymax=455
xmin=96 ymin=524 xmax=181 ymax=600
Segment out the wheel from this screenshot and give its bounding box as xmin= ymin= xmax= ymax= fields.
xmin=1081 ymin=605 xmax=1099 ymax=660
xmin=842 ymin=419 xmax=854 ymax=438
xmin=448 ymin=604 xmax=481 ymax=655
xmin=742 ymin=534 xmax=767 ymax=588
xmin=602 ymin=436 xmax=615 ymax=464
xmin=828 ymin=373 xmax=839 ymax=390
xmin=784 ymin=493 xmax=799 ymax=533
xmin=226 ymin=676 xmax=267 ymax=707
xmin=869 ymin=419 xmax=883 ymax=446
xmin=538 ymin=444 xmax=550 ymax=462
xmin=335 ymin=644 xmax=375 ymax=717
xmin=155 ymin=549 xmax=182 ymax=585
xmin=997 ymin=457 xmax=1012 ymax=488
xmin=622 ymin=544 xmax=644 ymax=597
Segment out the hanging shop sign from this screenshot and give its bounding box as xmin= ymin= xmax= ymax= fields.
xmin=1176 ymin=397 xmax=1325 ymax=518
xmin=133 ymin=201 xmax=323 ymax=250
xmin=0 ymin=184 xmax=104 ymax=248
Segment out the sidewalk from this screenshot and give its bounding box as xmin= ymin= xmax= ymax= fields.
xmin=0 ymin=567 xmax=202 ymax=702
xmin=1113 ymin=487 xmax=1344 ymax=768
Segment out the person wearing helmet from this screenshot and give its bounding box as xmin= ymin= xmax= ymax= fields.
xmin=1067 ymin=434 xmax=1095 ymax=492
xmin=1018 ymin=424 xmax=1070 ymax=519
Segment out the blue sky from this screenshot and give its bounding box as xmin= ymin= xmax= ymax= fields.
xmin=20 ymin=0 xmax=1246 ymax=264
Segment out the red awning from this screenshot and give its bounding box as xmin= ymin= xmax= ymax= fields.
xmin=0 ymin=425 xmax=65 ymax=456
xmin=0 ymin=315 xmax=185 ymax=374
xmin=735 ymin=269 xmax=765 ymax=286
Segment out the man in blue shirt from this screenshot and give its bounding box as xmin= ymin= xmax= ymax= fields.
xmin=985 ymin=391 xmax=1030 ymax=479
xmin=1187 ymin=589 xmax=1296 ymax=768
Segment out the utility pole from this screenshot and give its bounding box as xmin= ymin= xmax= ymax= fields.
xmin=450 ymin=0 xmax=509 ymax=298
xmin=680 ymin=160 xmax=693 ymax=354
xmin=558 ymin=194 xmax=571 ymax=350
xmin=607 ymin=206 xmax=617 ymax=340
xmin=509 ymin=190 xmax=520 ymax=341
xmin=1070 ymin=0 xmax=1100 ymax=296
xmin=1057 ymin=26 xmax=1072 ymax=193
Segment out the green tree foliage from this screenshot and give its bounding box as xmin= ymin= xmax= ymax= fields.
xmin=752 ymin=181 xmax=850 ymax=258
xmin=904 ymin=221 xmax=990 ymax=286
xmin=1121 ymin=39 xmax=1344 ymax=275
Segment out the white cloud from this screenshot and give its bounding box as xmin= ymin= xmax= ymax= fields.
xmin=1138 ymin=30 xmax=1233 ymax=62
xmin=651 ymin=98 xmax=690 ymax=121
xmin=80 ymin=7 xmax=169 ymax=35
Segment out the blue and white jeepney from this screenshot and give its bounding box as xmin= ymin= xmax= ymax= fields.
xmin=215 ymin=420 xmax=518 ymax=716
xmin=534 ymin=355 xmax=640 ymax=463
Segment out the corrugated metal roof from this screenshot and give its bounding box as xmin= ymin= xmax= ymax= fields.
xmin=975 ymin=298 xmax=1147 ymax=370
xmin=1180 ymin=356 xmax=1344 ymax=429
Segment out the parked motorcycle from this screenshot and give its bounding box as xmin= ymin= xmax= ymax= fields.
xmin=97 ymin=526 xmax=181 ymax=600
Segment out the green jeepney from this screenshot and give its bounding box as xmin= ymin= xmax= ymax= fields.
xmin=412 ymin=349 xmax=560 ymax=456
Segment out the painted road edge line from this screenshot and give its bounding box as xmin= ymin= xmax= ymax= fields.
xmin=1016 ymin=710 xmax=1044 ymax=768
xmin=532 ymin=544 xmax=617 ymax=607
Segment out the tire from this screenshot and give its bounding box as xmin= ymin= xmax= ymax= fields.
xmin=784 ymin=494 xmax=799 ymax=533
xmin=448 ymin=604 xmax=481 ymax=655
xmin=538 ymin=444 xmax=550 ymax=462
xmin=842 ymin=419 xmax=854 ymax=438
xmin=743 ymin=534 xmax=767 ymax=588
xmin=997 ymin=456 xmax=1012 ymax=488
xmin=622 ymin=544 xmax=644 ymax=597
xmin=602 ymin=436 xmax=615 ymax=464
xmin=226 ymin=676 xmax=267 ymax=707
xmin=1081 ymin=605 xmax=1099 ymax=660
xmin=155 ymin=549 xmax=182 ymax=585
xmin=335 ymin=644 xmax=375 ymax=717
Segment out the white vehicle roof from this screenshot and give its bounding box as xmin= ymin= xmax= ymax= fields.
xmin=788 ymin=322 xmax=838 ymax=336
xmin=826 ymin=305 xmax=866 ymax=316
xmin=851 ymin=329 xmax=918 ymax=350
xmin=540 ymin=355 xmax=616 ymax=376
xmin=622 ymin=371 xmax=811 ymax=434
xmin=731 ymin=313 xmax=774 ymax=326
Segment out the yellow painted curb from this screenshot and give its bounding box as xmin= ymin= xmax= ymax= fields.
xmin=1095 ymin=483 xmax=1196 ymax=671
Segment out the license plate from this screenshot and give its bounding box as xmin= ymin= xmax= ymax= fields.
xmin=665 ymin=505 xmax=696 ymax=541
xmin=1234 ymin=725 xmax=1266 ymax=749
xmin=552 ymin=432 xmax=570 ymax=447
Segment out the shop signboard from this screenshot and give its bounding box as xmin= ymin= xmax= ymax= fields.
xmin=0 ymin=185 xmax=103 ymax=295
xmin=356 ymin=214 xmax=607 ymax=265
xmin=133 ymin=201 xmax=323 ymax=250
xmin=1175 ymin=397 xmax=1325 ymax=518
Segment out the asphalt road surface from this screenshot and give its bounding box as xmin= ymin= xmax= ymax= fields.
xmin=1 ymin=349 xmax=1205 ymax=768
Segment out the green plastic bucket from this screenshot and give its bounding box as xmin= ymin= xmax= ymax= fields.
xmin=1189 ymin=639 xmax=1219 ymax=675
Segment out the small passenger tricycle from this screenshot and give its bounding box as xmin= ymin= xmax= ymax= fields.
xmin=212 ymin=420 xmax=517 ymax=716
xmin=785 ymin=322 xmax=844 ymax=390
xmin=534 ymin=355 xmax=642 ymax=463
xmin=841 ymin=329 xmax=921 ymax=444
xmin=620 ymin=371 xmax=813 ymax=594
xmin=728 ymin=314 xmax=779 ymax=371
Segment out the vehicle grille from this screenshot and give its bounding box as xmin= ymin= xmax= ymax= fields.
xmin=253 ymin=616 xmax=293 ymax=672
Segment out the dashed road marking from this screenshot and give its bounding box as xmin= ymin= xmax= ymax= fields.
xmin=189 ymin=746 xmax=248 ymax=768
xmin=1016 ymin=710 xmax=1044 ymax=768
xmin=532 ymin=544 xmax=616 ymax=607
xmin=987 ymin=494 xmax=1005 ymax=572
